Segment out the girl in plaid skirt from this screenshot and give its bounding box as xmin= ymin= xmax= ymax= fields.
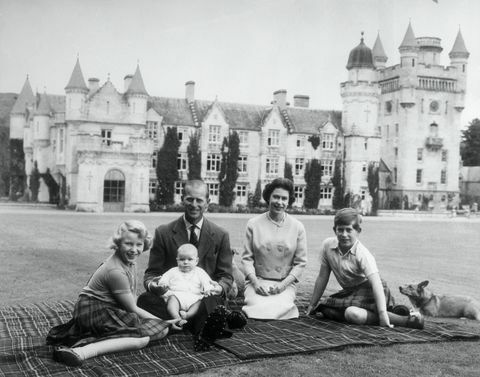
xmin=47 ymin=220 xmax=175 ymax=366
xmin=306 ymin=208 xmax=424 ymax=329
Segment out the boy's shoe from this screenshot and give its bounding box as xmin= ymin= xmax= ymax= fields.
xmin=53 ymin=346 xmax=83 ymax=366
xmin=226 ymin=310 xmax=248 ymax=330
xmin=406 ymin=313 xmax=425 ymax=330
xmin=391 ymin=305 xmax=410 ymax=316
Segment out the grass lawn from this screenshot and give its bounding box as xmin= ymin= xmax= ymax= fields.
xmin=1 ymin=208 xmax=480 ymax=376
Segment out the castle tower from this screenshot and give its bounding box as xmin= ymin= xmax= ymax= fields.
xmin=125 ymin=64 xmax=148 ymax=124
xmin=449 ymin=29 xmax=469 ymax=109
xmin=372 ymin=33 xmax=388 ymax=70
xmin=10 ymin=76 xmax=35 ymax=140
xmin=65 ymin=58 xmax=88 ymax=120
xmin=341 ymin=33 xmax=381 ymax=199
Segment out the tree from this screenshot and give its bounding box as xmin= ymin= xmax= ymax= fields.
xmin=249 ymin=180 xmax=262 ymax=208
xmin=367 ymin=162 xmax=379 ymax=215
xmin=304 ymin=159 xmax=322 ymax=209
xmin=218 ymin=131 xmax=240 ymax=207
xmin=9 ymin=139 xmax=25 ymax=200
xmin=187 ymin=130 xmax=202 ymax=180
xmin=30 ymin=161 xmax=40 ymax=202
xmin=156 ymin=127 xmax=180 ymax=205
xmin=461 ymin=118 xmax=480 ymax=166
xmin=308 ymin=135 xmax=320 ymax=150
xmin=331 ymin=158 xmax=344 ymax=209
xmin=284 ymin=161 xmax=293 ymax=181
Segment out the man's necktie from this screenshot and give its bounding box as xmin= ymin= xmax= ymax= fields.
xmin=189 ymin=224 xmax=198 ymax=246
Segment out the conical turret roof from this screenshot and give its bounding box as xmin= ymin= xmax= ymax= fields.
xmin=449 ymin=29 xmax=469 ymax=58
xmin=65 ymin=58 xmax=88 ymax=91
xmin=11 ymin=76 xmax=35 ymax=114
xmin=372 ymin=33 xmax=388 ymax=61
xmin=126 ymin=65 xmax=148 ymax=96
xmin=35 ymin=92 xmax=52 ymax=116
xmin=399 ymin=22 xmax=417 ymax=50
xmin=346 ymin=34 xmax=374 ymax=70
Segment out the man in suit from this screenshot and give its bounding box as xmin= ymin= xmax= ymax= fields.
xmin=137 ymin=179 xmax=233 ymax=337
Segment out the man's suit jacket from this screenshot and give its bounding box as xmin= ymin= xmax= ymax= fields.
xmin=144 ymin=216 xmax=233 ymax=296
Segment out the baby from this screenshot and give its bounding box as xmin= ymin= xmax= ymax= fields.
xmin=158 ymin=243 xmax=215 ymax=328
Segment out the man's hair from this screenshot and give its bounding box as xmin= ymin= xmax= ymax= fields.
xmin=262 ymin=177 xmax=295 ymax=206
xmin=183 ymin=179 xmax=209 ymax=200
xmin=333 ymin=208 xmax=362 ymax=232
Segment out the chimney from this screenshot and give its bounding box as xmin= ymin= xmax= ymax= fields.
xmin=273 ymin=89 xmax=287 ymax=108
xmin=88 ymin=78 xmax=100 ymax=94
xmin=124 ymin=74 xmax=133 ymax=92
xmin=185 ymin=81 xmax=195 ymax=102
xmin=293 ymin=94 xmax=310 ymax=108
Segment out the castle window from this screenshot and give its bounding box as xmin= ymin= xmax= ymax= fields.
xmin=266 ymin=156 xmax=279 ymax=174
xmin=416 ymin=169 xmax=422 ymax=184
xmin=177 ymin=128 xmax=186 ymax=142
xmin=386 ymin=125 xmax=390 ymax=139
xmin=417 ymin=148 xmax=423 ymax=161
xmin=206 ymin=154 xmax=221 ymax=172
xmin=106 ymin=101 xmax=110 ymax=114
xmin=296 ymin=136 xmax=305 ymax=148
xmin=58 ymin=128 xmax=64 ymax=153
xmin=175 ymin=181 xmax=184 ymax=195
xmin=429 ymin=122 xmax=438 ymax=137
xmin=236 ymin=184 xmax=247 ymax=198
xmin=362 ymin=163 xmax=367 ymax=178
xmin=101 ymin=129 xmax=112 ymax=146
xmin=239 ymin=131 xmax=248 ymax=145
xmin=385 ymin=101 xmax=392 ymax=114
xmin=208 ymin=183 xmax=219 ymax=197
xmin=295 ymin=158 xmax=304 ymax=176
xmin=441 ymin=150 xmax=448 ymax=162
xmin=208 ymin=125 xmax=221 ymax=144
xmin=267 ymin=129 xmax=280 ymax=147
xmin=321 ymin=133 xmax=334 ymax=150
xmin=394 ymin=147 xmax=398 ymax=158
xmin=146 ymin=121 xmax=158 ymax=142
xmin=412 ymin=58 xmax=415 ymax=67
xmin=149 ymin=180 xmax=157 ymax=195
xmin=441 ymin=169 xmax=447 ymax=184
xmin=394 ymin=167 xmax=397 ymax=184
xmin=151 ymin=153 xmax=157 ymax=168
xmin=238 ymin=155 xmax=248 ymax=173
xmin=395 ymin=123 xmax=399 ymax=137
xmin=364 ymin=139 xmax=368 ymax=150
xmin=294 ymin=186 xmax=305 ymax=203
xmin=320 ymin=187 xmax=333 ymax=200
xmin=321 ymin=159 xmax=334 ymax=177
xmin=177 ymin=153 xmax=188 ymax=171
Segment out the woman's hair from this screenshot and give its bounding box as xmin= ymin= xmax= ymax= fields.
xmin=262 ymin=177 xmax=295 ymax=206
xmin=110 ymin=220 xmax=152 ymax=252
xmin=333 ymin=208 xmax=362 ymax=232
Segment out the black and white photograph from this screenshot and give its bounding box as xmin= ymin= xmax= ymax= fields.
xmin=1 ymin=0 xmax=479 ymax=376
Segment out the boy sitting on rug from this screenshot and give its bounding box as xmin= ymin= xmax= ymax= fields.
xmin=156 ymin=243 xmax=216 ymax=329
xmin=306 ymin=208 xmax=424 ymax=329
xmin=47 ymin=220 xmax=177 ymax=367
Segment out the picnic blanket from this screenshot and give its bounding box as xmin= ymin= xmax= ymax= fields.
xmin=1 ymin=300 xmax=479 ymax=376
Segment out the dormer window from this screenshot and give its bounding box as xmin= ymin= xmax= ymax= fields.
xmin=267 ymin=129 xmax=280 ymax=147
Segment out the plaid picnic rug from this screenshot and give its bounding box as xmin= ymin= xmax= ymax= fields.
xmin=1 ymin=300 xmax=479 ymax=376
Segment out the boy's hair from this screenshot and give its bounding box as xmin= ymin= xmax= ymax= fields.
xmin=333 ymin=208 xmax=362 ymax=232
xmin=110 ymin=220 xmax=152 ymax=252
xmin=177 ymin=243 xmax=198 ymax=257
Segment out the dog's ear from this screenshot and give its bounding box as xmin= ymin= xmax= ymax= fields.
xmin=419 ymin=280 xmax=429 ymax=288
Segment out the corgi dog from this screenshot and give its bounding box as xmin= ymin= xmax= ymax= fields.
xmin=399 ymin=280 xmax=480 ymax=320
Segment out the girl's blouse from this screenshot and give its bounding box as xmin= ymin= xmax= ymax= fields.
xmin=80 ymin=254 xmax=137 ymax=305
xmin=241 ymin=212 xmax=307 ymax=281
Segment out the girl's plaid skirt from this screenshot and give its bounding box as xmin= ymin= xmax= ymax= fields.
xmin=46 ymin=295 xmax=170 ymax=347
xmin=317 ymin=279 xmax=395 ymax=313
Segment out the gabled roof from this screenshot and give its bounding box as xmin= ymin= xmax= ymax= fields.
xmin=283 ymin=108 xmax=341 ymax=134
xmin=449 ymin=29 xmax=469 ymax=58
xmin=11 ymin=77 xmax=35 ymax=114
xmin=372 ymin=33 xmax=388 ymax=61
xmin=126 ymin=65 xmax=148 ymax=96
xmin=65 ymin=58 xmax=88 ymax=92
xmin=148 ymin=97 xmax=194 ymax=126
xmin=399 ymin=22 xmax=417 ymax=50
xmin=35 ymin=93 xmax=52 ymax=116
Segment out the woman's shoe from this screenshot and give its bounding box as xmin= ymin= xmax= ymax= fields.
xmin=53 ymin=346 xmax=83 ymax=366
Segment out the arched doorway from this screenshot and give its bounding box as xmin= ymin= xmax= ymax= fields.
xmin=103 ymin=169 xmax=125 ymax=212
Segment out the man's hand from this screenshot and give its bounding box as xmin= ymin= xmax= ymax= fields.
xmin=148 ymin=277 xmax=169 ymax=296
xmin=208 ymin=281 xmax=223 ymax=296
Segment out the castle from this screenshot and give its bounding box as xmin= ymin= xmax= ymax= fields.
xmin=8 ymin=23 xmax=469 ymax=212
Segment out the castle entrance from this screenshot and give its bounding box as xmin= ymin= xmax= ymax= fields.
xmin=103 ymin=169 xmax=125 ymax=212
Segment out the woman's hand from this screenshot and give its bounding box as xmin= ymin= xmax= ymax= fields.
xmin=252 ymin=281 xmax=270 ymax=296
xmin=378 ymin=311 xmax=393 ymax=328
xmin=268 ymin=281 xmax=287 ymax=295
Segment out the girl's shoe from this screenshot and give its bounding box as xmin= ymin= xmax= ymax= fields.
xmin=53 ymin=346 xmax=83 ymax=366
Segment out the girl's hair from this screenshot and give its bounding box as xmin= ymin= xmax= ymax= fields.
xmin=110 ymin=220 xmax=152 ymax=252
xmin=333 ymin=208 xmax=362 ymax=232
xmin=262 ymin=177 xmax=295 ymax=206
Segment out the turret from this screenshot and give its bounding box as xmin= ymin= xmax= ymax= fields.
xmin=65 ymin=58 xmax=88 ymax=120
xmin=346 ymin=33 xmax=376 ymax=83
xmin=399 ymin=22 xmax=418 ymax=69
xmin=449 ymin=29 xmax=469 ymax=93
xmin=372 ymin=33 xmax=388 ymax=70
xmin=125 ymin=64 xmax=148 ymax=124
xmin=10 ymin=76 xmax=35 ymax=139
